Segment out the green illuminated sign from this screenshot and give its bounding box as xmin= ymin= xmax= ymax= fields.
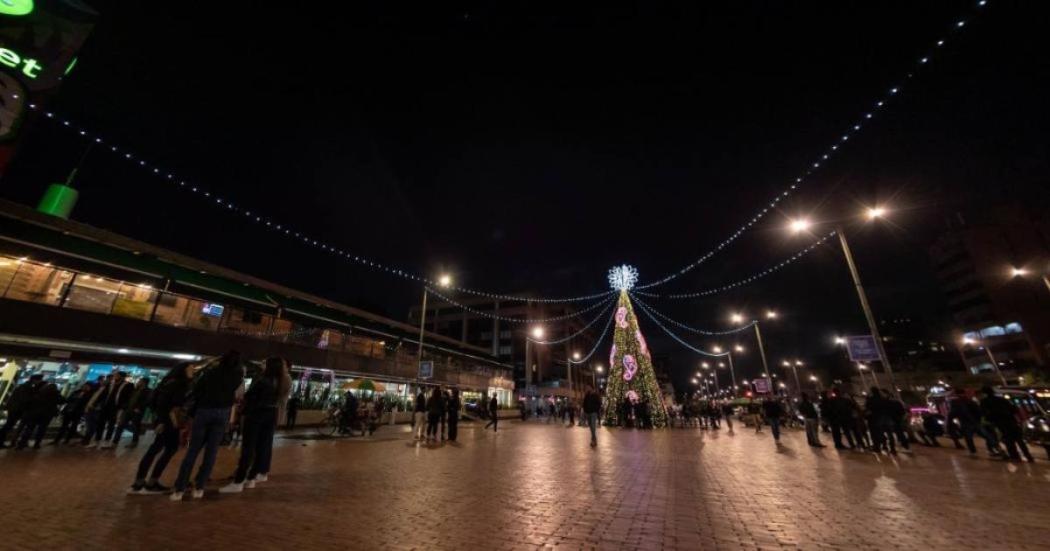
xmin=0 ymin=0 xmax=34 ymax=17
xmin=0 ymin=45 xmax=42 ymax=78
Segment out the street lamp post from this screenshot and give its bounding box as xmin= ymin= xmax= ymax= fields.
xmin=417 ymin=274 xmax=453 ymax=380
xmin=835 ymin=222 xmax=898 ymax=395
xmin=525 ymin=326 xmax=545 ymax=388
xmin=753 ymin=317 xmax=774 ymax=396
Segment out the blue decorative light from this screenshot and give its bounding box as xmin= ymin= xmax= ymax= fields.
xmin=608 ymin=265 xmax=639 ymax=291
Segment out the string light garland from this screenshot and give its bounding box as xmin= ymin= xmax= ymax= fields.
xmin=567 ymin=305 xmax=616 ymax=365
xmin=25 ymin=105 xmax=614 ymax=305
xmin=636 ymin=0 xmax=991 ymax=290
xmin=425 ymin=286 xmax=613 ymax=324
xmin=630 ymin=294 xmax=757 ymax=336
xmin=635 ymin=231 xmax=836 ymax=300
xmin=528 ymin=299 xmax=615 ymax=345
xmin=629 ymin=291 xmax=727 ymax=357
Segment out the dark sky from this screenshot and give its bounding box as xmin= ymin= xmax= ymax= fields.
xmin=4 ymin=1 xmax=1049 ymax=387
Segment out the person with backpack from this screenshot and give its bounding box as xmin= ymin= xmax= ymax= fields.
xmin=129 ymin=362 xmax=194 ymax=495
xmin=171 ymin=351 xmax=245 ymax=501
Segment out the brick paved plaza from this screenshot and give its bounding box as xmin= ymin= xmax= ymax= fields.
xmin=0 ymin=420 xmax=1047 ymax=550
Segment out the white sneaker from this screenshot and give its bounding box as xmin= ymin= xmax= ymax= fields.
xmin=169 ymin=491 xmax=184 ymax=502
xmin=255 ymin=473 xmax=268 ymax=482
xmin=218 ymin=482 xmax=243 ymax=494
xmin=245 ymin=479 xmax=256 ymax=489
xmin=191 ymin=489 xmax=204 ymax=499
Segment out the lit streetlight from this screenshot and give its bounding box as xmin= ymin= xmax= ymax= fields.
xmin=731 ymin=311 xmax=776 ymax=396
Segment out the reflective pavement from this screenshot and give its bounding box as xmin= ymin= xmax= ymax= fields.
xmin=0 ymin=420 xmax=1048 ymax=550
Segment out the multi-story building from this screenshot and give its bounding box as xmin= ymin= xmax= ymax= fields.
xmin=408 ymin=294 xmax=603 ymax=402
xmin=0 ymin=199 xmax=514 ymax=413
xmin=929 ymin=205 xmax=1050 ymax=377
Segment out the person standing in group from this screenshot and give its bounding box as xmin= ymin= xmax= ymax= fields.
xmin=721 ymin=402 xmax=734 ymax=432
xmin=446 ymin=388 xmax=461 ymax=442
xmin=425 ymin=387 xmax=445 ymax=443
xmin=567 ymin=400 xmax=576 ymax=428
xmin=95 ymin=371 xmax=134 ymax=449
xmin=171 ymin=351 xmax=245 ymax=501
xmin=583 ymin=387 xmax=601 ymax=447
xmin=128 ymin=362 xmax=194 ymax=495
xmin=798 ymin=393 xmax=824 ymax=448
xmin=745 ymin=400 xmax=763 ymax=433
xmin=824 ymin=389 xmax=855 ymax=450
xmin=0 ymin=374 xmax=43 ymax=448
xmin=886 ymin=392 xmax=911 ymax=452
xmin=53 ymin=383 xmax=93 ymax=446
xmin=413 ymin=389 xmax=428 ymax=440
xmin=762 ymin=398 xmax=783 ymax=443
xmin=947 ymin=389 xmax=982 ymax=455
xmin=112 ymin=378 xmax=152 ymax=448
xmin=485 ymin=394 xmax=499 ymax=432
xmin=285 ymin=394 xmax=300 ymax=429
xmin=980 ymin=386 xmax=1035 ymax=462
xmin=865 ymin=388 xmax=897 ymax=454
xmin=221 ymin=357 xmax=290 ymax=493
xmin=439 ymin=389 xmax=450 ymax=442
xmin=15 ymin=382 xmax=62 ymax=450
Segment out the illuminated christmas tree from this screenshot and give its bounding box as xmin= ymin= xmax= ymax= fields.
xmin=603 ymin=266 xmax=668 ymax=428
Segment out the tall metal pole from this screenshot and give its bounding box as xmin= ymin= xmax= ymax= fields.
xmin=416 ymin=287 xmax=428 ymax=376
xmin=790 ymin=364 xmax=801 ymax=398
xmin=856 ymin=362 xmax=868 ymax=394
xmin=836 ymin=226 xmax=898 ymax=396
xmin=753 ymin=322 xmax=773 ymax=395
xmin=726 ymin=352 xmax=738 ymax=396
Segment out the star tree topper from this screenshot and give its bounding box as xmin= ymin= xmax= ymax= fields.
xmin=608 ymin=264 xmax=639 ymax=291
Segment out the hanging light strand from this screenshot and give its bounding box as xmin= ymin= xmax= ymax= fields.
xmin=528 ymin=299 xmax=616 ymax=345
xmin=635 ymin=230 xmax=836 ymax=300
xmin=629 ymin=292 xmax=727 ymax=357
xmin=425 ymin=286 xmax=613 ymax=324
xmin=636 ymin=1 xmax=990 ymax=290
xmin=567 ymin=305 xmax=617 ymax=365
xmin=630 ymin=294 xmax=757 ymax=336
xmin=25 ymin=105 xmax=614 ymax=305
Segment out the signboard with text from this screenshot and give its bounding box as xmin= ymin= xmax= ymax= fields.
xmin=846 ymin=335 xmax=881 ymax=363
xmin=752 ymin=378 xmax=771 ymax=394
xmin=418 ymin=360 xmax=434 ymax=380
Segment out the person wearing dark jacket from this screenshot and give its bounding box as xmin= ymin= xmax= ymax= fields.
xmin=865 ymin=388 xmax=897 ymax=454
xmin=285 ymin=395 xmax=300 ymax=429
xmin=446 ymin=388 xmax=461 ymax=442
xmin=0 ymin=374 xmax=43 ymax=448
xmin=95 ymin=371 xmax=134 ymax=449
xmin=947 ymin=391 xmax=982 ymax=455
xmin=484 ymin=394 xmax=499 ymax=432
xmin=112 ymin=378 xmax=152 ymax=448
xmin=221 ymin=358 xmax=289 ymax=493
xmin=583 ymin=387 xmax=602 ymax=446
xmin=16 ymin=383 xmax=62 ymax=449
xmin=129 ymin=362 xmax=193 ymax=495
xmin=413 ymin=390 xmax=428 ymax=440
xmin=426 ymin=387 xmax=445 ymax=442
xmin=980 ymin=386 xmax=1034 ymax=462
xmin=171 ymin=351 xmax=245 ymax=501
xmin=762 ymin=398 xmax=784 ymax=443
xmin=799 ymin=393 xmax=824 ymax=447
xmin=53 ymin=384 xmax=93 ymax=445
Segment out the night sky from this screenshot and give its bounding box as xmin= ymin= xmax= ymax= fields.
xmin=3 ymin=1 xmax=1049 ymax=388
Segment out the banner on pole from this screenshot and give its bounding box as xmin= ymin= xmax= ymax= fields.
xmin=846 ymin=335 xmax=881 ymax=363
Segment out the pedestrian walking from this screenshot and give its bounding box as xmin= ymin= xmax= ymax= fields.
xmin=484 ymin=394 xmax=499 ymax=432
xmin=285 ymin=395 xmax=300 ymax=429
xmin=221 ymin=357 xmax=290 ymax=493
xmin=721 ymin=402 xmax=734 ymax=432
xmin=0 ymin=374 xmax=43 ymax=448
xmin=799 ymin=393 xmax=824 ymax=448
xmin=583 ymin=387 xmax=601 ymax=447
xmin=979 ymin=386 xmax=1034 ymax=462
xmin=426 ymin=387 xmax=445 ymax=442
xmin=413 ymin=389 xmax=427 ymax=440
xmin=15 ymin=382 xmax=62 ymax=450
xmin=887 ymin=393 xmax=911 ymax=452
xmin=947 ymin=390 xmax=982 ymax=455
xmin=128 ymin=362 xmax=193 ymax=495
xmin=171 ymin=351 xmax=245 ymax=501
xmin=762 ymin=398 xmax=784 ymax=443
xmin=567 ymin=400 xmax=576 ymax=427
xmin=447 ymin=388 xmax=461 ymax=442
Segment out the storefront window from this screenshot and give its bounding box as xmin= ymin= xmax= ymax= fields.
xmin=2 ymin=261 xmax=73 ymax=305
xmin=153 ymin=293 xmax=223 ymax=331
xmin=112 ymin=283 xmax=158 ymax=321
xmin=63 ymin=275 xmax=120 ymax=314
xmin=0 ymin=255 xmax=21 ymax=295
xmin=219 ymin=306 xmax=273 ymax=336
